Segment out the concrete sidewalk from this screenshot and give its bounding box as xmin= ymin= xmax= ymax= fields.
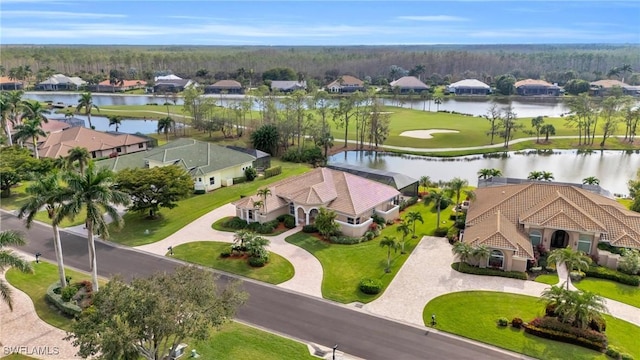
xmin=364 ymin=236 xmax=640 ymax=328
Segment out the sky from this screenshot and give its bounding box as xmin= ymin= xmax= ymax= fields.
xmin=1 ymin=1 xmax=639 ymax=45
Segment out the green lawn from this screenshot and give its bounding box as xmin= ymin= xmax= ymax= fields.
xmin=0 ymin=182 xmax=31 ymax=210
xmin=423 ymin=291 xmax=639 ymax=360
xmin=5 ymin=261 xmax=96 ymax=332
xmin=285 ymin=200 xmax=455 ymax=303
xmin=109 ymin=160 xmax=310 ymax=246
xmin=535 ymin=274 xmax=640 ymax=308
xmin=170 ymin=241 xmax=294 ymax=284
xmin=617 ymin=198 xmax=633 ymax=209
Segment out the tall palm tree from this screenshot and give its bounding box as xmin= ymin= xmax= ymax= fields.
xmin=548 ymin=247 xmax=592 ymax=290
xmin=427 ymin=188 xmax=450 ymax=229
xmin=419 ymin=175 xmax=431 ymax=190
xmin=447 ymin=177 xmax=468 ymax=220
xmin=20 ymin=101 xmax=50 ymax=125
xmin=256 ymin=188 xmax=272 ymax=213
xmin=61 ymin=163 xmax=130 ymax=291
xmin=107 ymin=115 xmax=122 ymax=132
xmin=478 ymin=168 xmax=502 ymax=179
xmin=1 ymin=90 xmax=25 ymax=146
xmin=406 ymin=211 xmax=423 ymax=238
xmin=157 ymin=116 xmax=173 ymax=141
xmin=452 ymin=241 xmax=473 ymax=270
xmin=379 ymin=236 xmax=398 ymax=273
xmin=434 ymin=96 xmax=443 ymax=112
xmin=18 ymin=172 xmax=71 ymax=287
xmin=0 ymin=230 xmax=34 ymax=311
xmin=582 ymin=176 xmax=600 ymax=186
xmin=13 ymin=118 xmax=46 ymax=159
xmin=396 ymin=221 xmax=411 ymax=254
xmin=66 ymin=146 xmax=91 ymax=175
xmin=76 ymin=92 xmax=99 ymax=129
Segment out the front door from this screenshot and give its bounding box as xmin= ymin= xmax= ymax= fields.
xmin=550 ymin=230 xmax=568 ymax=248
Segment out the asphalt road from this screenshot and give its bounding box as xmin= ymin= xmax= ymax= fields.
xmin=1 ymin=211 xmax=524 ymax=360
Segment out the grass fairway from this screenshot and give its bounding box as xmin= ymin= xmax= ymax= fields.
xmin=286 ymin=200 xmax=454 ymax=303
xmin=170 ymin=241 xmax=294 ymax=284
xmin=109 ymin=160 xmax=310 ymax=246
xmin=423 ymin=291 xmax=639 ymax=360
xmin=5 ymin=261 xmax=97 ymax=332
xmin=193 ymin=322 xmax=316 ymax=360
xmin=535 ymin=274 xmax=640 ymax=308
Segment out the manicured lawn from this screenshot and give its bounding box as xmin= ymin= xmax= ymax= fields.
xmin=5 ymin=261 xmax=97 ymax=332
xmin=535 ymin=274 xmax=640 ymax=308
xmin=0 ymin=182 xmax=31 ymax=210
xmin=170 ymin=241 xmax=294 ymax=284
xmin=423 ymin=291 xmax=639 ymax=360
xmin=285 ymin=200 xmax=455 ymax=303
xmin=32 ymin=207 xmax=87 ymax=228
xmin=191 ymin=322 xmax=316 ymax=360
xmin=617 ymin=198 xmax=633 ymax=209
xmin=109 ymin=160 xmax=310 ymax=246
xmin=211 ymin=216 xmax=291 ymax=236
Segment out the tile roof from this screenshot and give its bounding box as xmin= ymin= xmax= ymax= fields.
xmin=466 ymin=182 xmax=640 ymax=251
xmin=38 ymin=74 xmax=86 ymax=86
xmin=234 ymin=168 xmax=400 ymax=217
xmin=466 ymin=210 xmax=534 ymax=258
xmin=38 ymin=127 xmax=147 ymax=158
xmin=448 ymin=79 xmax=490 ymax=89
xmin=210 ymin=80 xmax=242 ymax=88
xmin=515 ymin=79 xmax=558 ymax=88
xmin=0 ymin=76 xmax=22 ymax=84
xmin=98 ymin=79 xmax=147 ymax=87
xmin=326 ymin=75 xmax=364 ymax=88
xmin=390 ymin=76 xmax=429 ymax=89
xmin=590 ymin=79 xmax=631 ymax=88
xmin=271 ymin=81 xmax=307 ymax=91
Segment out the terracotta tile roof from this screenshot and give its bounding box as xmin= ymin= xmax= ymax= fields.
xmin=210 ymin=80 xmax=242 ymax=88
xmin=38 ymin=127 xmax=147 ymax=158
xmin=590 ymin=79 xmax=630 ymax=88
xmin=41 ymin=119 xmax=70 ymax=134
xmin=466 ymin=183 xmax=640 ymax=250
xmin=234 ymin=168 xmax=400 ymax=217
xmin=326 ymin=75 xmax=364 ymax=88
xmin=0 ymin=76 xmax=22 ymax=84
xmin=515 ymin=79 xmax=557 ymax=88
xmin=465 ymin=210 xmax=534 ymax=258
xmin=389 ymin=76 xmax=429 ymax=89
xmin=98 ymin=79 xmax=147 ymax=87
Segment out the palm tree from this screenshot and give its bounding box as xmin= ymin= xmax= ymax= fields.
xmin=447 ymin=177 xmax=468 ymax=221
xmin=76 ymin=92 xmax=99 ymax=129
xmin=477 ymin=168 xmax=502 ymax=179
xmin=406 ymin=211 xmax=423 ymax=238
xmin=61 ymin=163 xmax=130 ymax=291
xmin=107 ymin=115 xmax=122 ymax=132
xmin=527 ymin=171 xmax=543 ymax=181
xmin=419 ymin=175 xmax=431 ymax=191
xmin=256 ymin=188 xmax=272 ymax=213
xmin=252 ymin=200 xmax=263 ymax=215
xmin=620 ymin=64 xmax=633 ymax=82
xmin=0 ymin=230 xmax=34 ymax=311
xmin=20 ymin=101 xmax=50 ymax=124
xmin=18 ymin=173 xmax=71 ymax=287
xmin=233 ymin=229 xmax=255 ymax=249
xmin=452 ymin=241 xmax=473 ymax=270
xmin=379 ymin=236 xmax=398 ymax=273
xmin=541 ymin=171 xmax=554 ymax=182
xmin=13 ymin=118 xmax=46 ymax=159
xmin=396 ymin=221 xmax=411 ymax=254
xmin=472 ymin=245 xmax=490 ymax=266
xmin=570 ymin=290 xmax=608 ymax=329
xmin=548 ymin=247 xmax=592 ymax=290
xmin=434 ymin=96 xmax=443 ymax=112
xmin=540 ymin=124 xmax=556 ymax=142
xmin=531 ymin=116 xmax=544 ymax=143
xmin=582 ymin=176 xmax=600 ymax=186
xmin=427 ymin=188 xmax=450 ymax=229
xmin=66 ymin=146 xmax=91 ymax=175
xmin=157 ymin=116 xmax=174 ymax=141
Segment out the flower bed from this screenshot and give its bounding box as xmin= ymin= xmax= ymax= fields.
xmin=452 ymin=262 xmax=528 ymax=280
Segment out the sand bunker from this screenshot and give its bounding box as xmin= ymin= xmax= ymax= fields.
xmin=399 ymin=129 xmax=460 ymax=139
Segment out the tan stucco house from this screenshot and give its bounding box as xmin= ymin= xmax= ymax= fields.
xmin=233 ymin=168 xmax=401 ymax=237
xmin=38 ymin=126 xmax=148 ymax=159
xmin=463 ymin=182 xmax=640 ymax=272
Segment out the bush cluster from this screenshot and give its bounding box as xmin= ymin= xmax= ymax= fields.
xmin=434 ymin=227 xmax=449 ymax=237
xmin=329 ymin=235 xmax=362 ymax=245
xmin=511 ymin=317 xmax=524 ymax=329
xmin=248 ymin=255 xmax=268 ymax=267
xmin=232 ymin=176 xmax=247 ymax=184
xmin=264 ymin=166 xmax=282 ymax=178
xmin=359 ymin=278 xmax=382 ymax=295
xmin=606 ymin=346 xmax=635 ymax=360
xmin=399 ymin=196 xmax=418 ymax=211
xmin=446 ymin=227 xmax=459 ymax=242
xmin=525 ymin=317 xmax=608 ymax=351
xmin=281 ymin=147 xmax=323 ymax=164
xmin=497 ymin=317 xmax=509 ymax=326
xmin=277 ymin=214 xmax=296 ymax=229
xmin=302 ymin=224 xmax=318 ymax=233
xmin=247 ymin=220 xmax=279 ymax=234
xmin=46 ymin=282 xmax=82 ymax=318
xmin=453 ymin=262 xmax=528 ymax=280
xmin=244 ymin=167 xmax=257 ymax=181
xmin=225 ymin=217 xmax=249 ymax=230
xmin=585 ymin=266 xmax=640 ymax=286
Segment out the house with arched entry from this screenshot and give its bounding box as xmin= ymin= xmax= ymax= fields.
xmin=233 ymin=168 xmax=401 ymax=237
xmin=462 ymin=182 xmax=640 ymax=272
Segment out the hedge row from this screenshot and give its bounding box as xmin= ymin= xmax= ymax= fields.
xmin=585 ymin=266 xmax=640 ymax=286
xmin=525 ymin=317 xmax=607 ymax=351
xmin=233 ymin=176 xmax=247 ymax=184
xmin=46 ymin=282 xmax=82 ymax=318
xmin=452 ymin=262 xmax=528 ymax=280
xmin=264 ymin=166 xmax=282 ymax=178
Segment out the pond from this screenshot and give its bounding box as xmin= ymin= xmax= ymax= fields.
xmin=328 ymin=150 xmax=640 ymax=196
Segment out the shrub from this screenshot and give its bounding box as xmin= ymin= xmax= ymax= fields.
xmin=220 ymin=250 xmax=231 ymax=258
xmin=589 ymin=316 xmax=607 ymax=333
xmin=283 ymin=216 xmax=296 ymax=229
xmin=46 ymin=283 xmax=82 ymax=318
xmin=399 ymin=197 xmax=418 ymax=211
xmin=264 ymin=166 xmax=282 ymax=178
xmin=454 ymin=218 xmax=466 ymax=229
xmin=446 ymin=227 xmax=459 ymax=241
xmin=248 ymin=255 xmax=268 ymax=267
xmin=244 ymin=167 xmax=257 ymax=181
xmin=618 ymin=249 xmax=640 ymax=275
xmin=371 ymin=214 xmax=386 ymax=226
xmin=621 ymin=353 xmax=634 ymax=360
xmin=225 ymin=217 xmax=248 ymax=230
xmin=527 ymin=317 xmax=608 ymax=350
xmin=302 ymin=224 xmax=318 ymax=233
xmin=232 ymin=176 xmax=247 ymax=184
xmin=452 ymin=262 xmax=528 ymax=280
xmin=359 ymin=278 xmax=382 ymax=295
xmin=585 ymin=265 xmax=640 ymax=286
xmin=570 ymin=270 xmax=585 ymax=282
xmin=497 ymin=317 xmax=509 ymax=326
xmin=511 ymin=317 xmax=524 ymax=329
xmin=330 ymin=236 xmax=361 ymax=245
xmin=61 ymin=285 xmax=78 ymax=302
xmin=276 ymin=214 xmax=288 ymax=222
xmin=434 ymin=227 xmax=449 ymax=237
xmin=606 ymin=345 xmax=621 ymax=359
xmin=363 ymin=231 xmax=376 ymax=241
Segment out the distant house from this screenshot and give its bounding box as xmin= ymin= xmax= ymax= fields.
xmin=153 ymin=78 xmax=196 ymax=93
xmin=38 ymin=127 xmax=148 ymax=159
xmin=270 ymin=81 xmax=307 ymax=93
xmin=204 ymin=80 xmax=244 ymax=94
xmin=389 ymin=76 xmax=429 ymax=93
xmin=226 ymin=146 xmax=271 ymax=170
xmin=91 ymin=79 xmax=147 ymax=92
xmin=36 ymin=74 xmax=86 ymax=91
xmin=514 ymin=79 xmax=560 ymax=96
xmin=0 ymin=76 xmax=23 ymax=90
xmin=446 ymin=79 xmax=491 ymax=95
xmin=154 ymin=74 xmax=183 ymax=81
xmin=326 ymin=75 xmax=365 ymax=93
xmin=589 ymin=80 xmax=640 ymax=97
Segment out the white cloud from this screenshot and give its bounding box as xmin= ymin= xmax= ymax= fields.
xmin=2 ymin=10 xmax=126 ymax=18
xmin=396 ymin=15 xmax=468 ymax=22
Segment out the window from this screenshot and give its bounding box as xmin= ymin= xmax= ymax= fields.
xmin=347 ymin=217 xmax=354 ymax=224
xmin=209 ymin=177 xmax=215 ymax=185
xmin=289 ymin=203 xmax=295 ymax=215
xmin=138 ymin=143 xmax=144 ymax=149
xmin=578 ymin=235 xmax=592 ymax=254
xmin=248 ymin=210 xmax=253 ymax=220
xmin=91 ymin=151 xmax=96 ymax=158
xmin=488 ymin=250 xmax=504 ymax=269
xmin=116 ymin=147 xmax=122 ymax=153
xmin=355 ymin=217 xmax=361 ymax=224
xmin=529 ymin=231 xmax=542 ymax=247
xmin=198 ymin=178 xmax=202 ymax=182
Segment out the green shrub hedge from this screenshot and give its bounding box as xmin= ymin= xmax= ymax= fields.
xmin=399 ymin=196 xmax=418 ymax=211
xmin=282 ymin=215 xmax=296 ymax=229
xmin=434 ymin=227 xmax=449 ymax=237
xmin=497 ymin=317 xmax=509 ymax=326
xmin=46 ymin=282 xmax=82 ymax=318
xmin=302 ymin=224 xmax=318 ymax=233
xmin=452 ymin=262 xmax=528 ymax=280
xmin=525 ymin=317 xmax=607 ymax=351
xmin=225 ymin=217 xmax=249 ymax=230
xmin=233 ymin=176 xmax=247 ymax=184
xmin=264 ymin=166 xmax=282 ymax=178
xmin=585 ymin=266 xmax=640 ymax=286
xmin=359 ymin=278 xmax=382 ymax=295
xmin=248 ymin=255 xmax=268 ymax=267
xmin=329 ymin=236 xmax=361 ymax=245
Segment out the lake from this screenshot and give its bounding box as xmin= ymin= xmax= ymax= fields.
xmin=328 ymin=150 xmax=640 ymax=196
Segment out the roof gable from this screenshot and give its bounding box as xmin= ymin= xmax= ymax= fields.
xmin=466 ymin=211 xmax=534 ymax=258
xmin=389 ymin=76 xmax=429 ymax=89
xmin=519 ymin=192 xmax=607 ymax=232
xmin=38 ymin=127 xmax=147 ymax=158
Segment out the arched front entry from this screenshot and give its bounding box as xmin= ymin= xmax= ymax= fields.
xmin=308 ymin=208 xmax=319 ymax=224
xmin=550 ymin=230 xmax=569 ymax=249
xmin=297 ymin=207 xmax=307 ymax=225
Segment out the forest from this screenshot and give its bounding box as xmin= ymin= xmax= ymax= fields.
xmin=1 ymin=44 xmax=639 ymax=87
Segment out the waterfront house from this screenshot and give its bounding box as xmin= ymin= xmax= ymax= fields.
xmin=515 ymin=79 xmax=560 ymax=96
xmin=590 ymin=79 xmax=640 ymax=97
xmin=204 ymin=80 xmax=244 ymax=94
xmin=326 ymin=75 xmax=365 ymax=93
xmin=91 ymin=79 xmax=147 ymax=92
xmin=38 ymin=126 xmax=148 ymax=159
xmin=446 ymin=79 xmax=491 ymax=95
xmin=270 ymin=81 xmax=307 ymax=93
xmin=389 ymin=76 xmax=430 ymax=93
xmin=36 ymin=74 xmax=86 ymax=91
xmin=0 ymin=76 xmax=23 ymax=90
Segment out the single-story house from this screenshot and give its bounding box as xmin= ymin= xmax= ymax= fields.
xmin=326 ymin=75 xmax=365 ymax=93
xmin=389 ymin=76 xmax=430 ymax=93
xmin=326 ymin=163 xmax=418 ymax=197
xmin=36 ymin=74 xmax=86 ymax=91
xmin=154 ymin=74 xmax=182 ymax=81
xmin=226 ymin=146 xmax=271 ymax=170
xmin=0 ymin=76 xmax=23 ymax=90
xmin=462 ymin=181 xmax=640 ymax=272
xmin=233 ymin=168 xmax=401 ymax=237
xmin=515 ymin=79 xmax=560 ymax=96
xmin=446 ymin=79 xmax=491 ymax=95
xmin=589 ymin=80 xmax=640 ymax=97
xmin=38 ymin=126 xmax=149 ymax=159
xmin=91 ymin=79 xmax=147 ymax=92
xmin=204 ymin=80 xmax=244 ymax=94
xmin=153 ymin=79 xmax=196 ymax=93
xmin=270 ymin=81 xmax=307 ymax=93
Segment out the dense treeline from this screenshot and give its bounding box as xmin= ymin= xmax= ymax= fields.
xmin=1 ymin=44 xmax=639 ymax=86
